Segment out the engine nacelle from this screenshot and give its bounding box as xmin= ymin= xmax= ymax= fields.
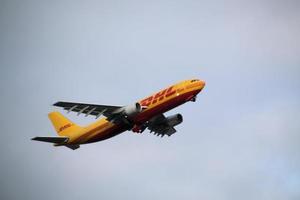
xmin=123 ymin=102 xmax=142 ymax=117
xmin=165 ymin=114 xmax=183 ymax=127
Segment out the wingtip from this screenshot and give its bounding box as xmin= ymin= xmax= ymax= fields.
xmin=53 ymin=101 xmax=60 ymax=106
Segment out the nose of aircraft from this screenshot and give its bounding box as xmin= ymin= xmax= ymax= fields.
xmin=199 ymin=80 xmax=206 ymax=88
xmin=187 ymin=79 xmax=206 ymax=102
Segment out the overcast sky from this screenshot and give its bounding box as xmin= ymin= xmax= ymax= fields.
xmin=0 ymin=0 xmax=299 ymax=199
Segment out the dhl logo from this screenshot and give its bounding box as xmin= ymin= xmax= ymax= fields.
xmin=140 ymin=86 xmax=176 ymax=107
xmin=59 ymin=123 xmax=72 ymax=133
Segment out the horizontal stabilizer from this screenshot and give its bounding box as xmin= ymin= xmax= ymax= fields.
xmin=31 ymin=136 xmax=69 ymax=144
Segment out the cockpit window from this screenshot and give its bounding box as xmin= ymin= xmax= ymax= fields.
xmin=191 ymin=79 xmax=198 ymax=83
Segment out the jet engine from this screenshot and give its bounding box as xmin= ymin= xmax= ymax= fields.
xmin=123 ymin=102 xmax=142 ymax=117
xmin=165 ymin=114 xmax=183 ymax=127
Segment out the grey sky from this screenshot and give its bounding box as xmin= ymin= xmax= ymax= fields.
xmin=0 ymin=0 xmax=299 ymax=199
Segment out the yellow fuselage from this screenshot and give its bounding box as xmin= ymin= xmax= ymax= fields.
xmin=67 ymin=79 xmax=205 ymax=144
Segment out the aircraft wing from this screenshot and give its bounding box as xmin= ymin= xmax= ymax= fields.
xmin=147 ymin=114 xmax=177 ymax=137
xmin=53 ymin=101 xmax=122 ymax=119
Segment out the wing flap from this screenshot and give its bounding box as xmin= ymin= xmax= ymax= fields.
xmin=147 ymin=114 xmax=178 ymax=137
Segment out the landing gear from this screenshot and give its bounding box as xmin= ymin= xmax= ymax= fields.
xmin=190 ymin=96 xmax=197 ymax=102
xmin=132 ymin=123 xmax=147 ymax=133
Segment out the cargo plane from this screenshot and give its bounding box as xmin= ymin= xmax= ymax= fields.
xmin=32 ymin=79 xmax=205 ymax=150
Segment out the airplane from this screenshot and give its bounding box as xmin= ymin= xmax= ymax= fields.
xmin=32 ymin=79 xmax=206 ymax=150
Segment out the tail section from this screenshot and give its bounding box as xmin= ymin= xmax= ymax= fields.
xmin=48 ymin=112 xmax=82 ymax=137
